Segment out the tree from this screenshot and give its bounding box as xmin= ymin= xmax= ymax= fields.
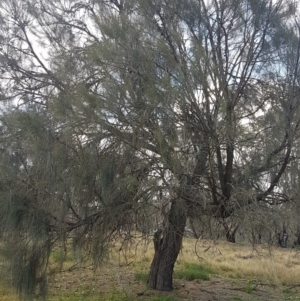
xmin=1 ymin=0 xmax=300 ymax=297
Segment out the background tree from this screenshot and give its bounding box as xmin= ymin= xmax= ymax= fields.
xmin=0 ymin=0 xmax=300 ymax=298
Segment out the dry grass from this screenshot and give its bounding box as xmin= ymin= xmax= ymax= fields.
xmin=0 ymin=287 xmax=18 ymax=301
xmin=1 ymin=237 xmax=300 ymax=301
xmin=0 ymin=263 xmax=18 ymax=301
xmin=179 ymin=238 xmax=300 ymax=286
xmin=113 ymin=237 xmax=300 ymax=286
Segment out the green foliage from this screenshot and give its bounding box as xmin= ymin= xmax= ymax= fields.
xmin=174 ymin=263 xmax=214 ymax=281
xmin=1 ymin=0 xmax=300 ymax=298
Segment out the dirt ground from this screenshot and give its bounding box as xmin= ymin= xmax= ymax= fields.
xmin=49 ymin=262 xmax=300 ymax=301
xmin=172 ymin=278 xmax=296 ymax=301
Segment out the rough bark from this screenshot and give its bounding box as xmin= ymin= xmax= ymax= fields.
xmin=148 ymin=198 xmax=187 ymax=291
xmin=296 ymin=225 xmax=300 ymax=246
xmin=226 ymin=230 xmax=236 ymax=243
xmin=222 ymin=219 xmax=239 ymax=243
xmin=277 ymin=227 xmax=288 ymax=248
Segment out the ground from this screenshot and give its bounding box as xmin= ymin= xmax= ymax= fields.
xmin=48 ymin=264 xmax=300 ymax=301
xmin=1 ymin=238 xmax=300 ymax=301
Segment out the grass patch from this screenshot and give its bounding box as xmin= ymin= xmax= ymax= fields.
xmin=232 ymin=297 xmax=244 ymax=301
xmin=103 ymin=289 xmax=131 ymax=301
xmin=227 ymin=272 xmax=243 ymax=279
xmin=134 ymin=271 xmax=148 ymax=283
xmin=283 ymin=288 xmax=292 ymax=294
xmin=50 ymin=289 xmax=100 ymax=301
xmin=51 ymin=250 xmax=73 ymax=263
xmin=0 ymin=287 xmax=18 ymax=301
xmin=149 ymin=296 xmax=176 ymax=301
xmin=50 ymin=287 xmax=131 ymax=301
xmin=283 ymin=288 xmax=300 ymax=301
xmin=174 ymin=262 xmax=214 ymax=281
xmin=50 ymin=295 xmax=99 ymax=301
xmin=243 ymin=280 xmax=256 ymax=294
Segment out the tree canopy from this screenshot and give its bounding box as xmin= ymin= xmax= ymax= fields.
xmin=1 ymin=0 xmax=300 ymax=298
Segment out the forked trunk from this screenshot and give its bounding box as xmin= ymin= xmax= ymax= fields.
xmin=148 ymin=198 xmax=187 ymax=291
xmin=226 ymin=230 xmax=236 ymax=243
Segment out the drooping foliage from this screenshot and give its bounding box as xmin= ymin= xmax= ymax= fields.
xmin=0 ymin=0 xmax=300 ymax=298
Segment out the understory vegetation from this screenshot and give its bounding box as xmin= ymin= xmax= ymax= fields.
xmin=1 ymin=238 xmax=300 ymax=301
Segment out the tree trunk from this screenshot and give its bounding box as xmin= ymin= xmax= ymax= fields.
xmin=148 ymin=198 xmax=187 ymax=291
xmin=296 ymin=225 xmax=300 ymax=246
xmin=278 ymin=228 xmax=288 ymax=248
xmin=226 ymin=230 xmax=236 ymax=243
xmin=189 ymin=218 xmax=201 ymax=239
xmin=222 ymin=219 xmax=238 ymax=243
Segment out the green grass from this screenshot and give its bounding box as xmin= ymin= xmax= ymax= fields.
xmin=243 ymin=280 xmax=256 ymax=294
xmin=51 ymin=296 xmax=99 ymax=301
xmin=232 ymin=297 xmax=244 ymax=301
xmin=103 ymin=289 xmax=131 ymax=301
xmin=174 ymin=263 xmax=214 ymax=281
xmin=134 ymin=262 xmax=215 ymax=283
xmin=283 ymin=287 xmax=300 ymax=301
xmin=134 ymin=271 xmax=148 ymax=282
xmin=148 ymin=296 xmax=176 ymax=301
xmin=51 ymin=250 xmax=73 ymax=263
xmin=50 ymin=290 xmax=100 ymax=301
xmin=50 ymin=288 xmax=131 ymax=301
